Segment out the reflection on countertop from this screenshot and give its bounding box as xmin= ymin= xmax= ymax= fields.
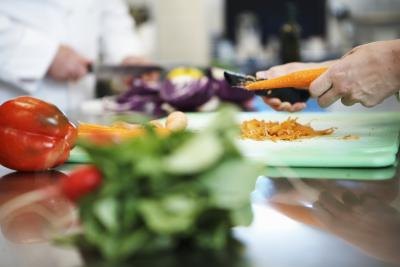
xmin=1 ymin=165 xmax=400 ymax=267
xmin=0 ymin=168 xmax=81 ymax=267
xmin=253 ymin=174 xmax=400 ymax=265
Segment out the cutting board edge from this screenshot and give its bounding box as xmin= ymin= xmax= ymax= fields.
xmin=245 ymin=154 xmax=397 ymax=168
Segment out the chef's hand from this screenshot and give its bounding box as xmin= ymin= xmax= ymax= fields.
xmin=310 ymin=40 xmax=400 ymax=108
xmin=47 ymin=45 xmax=91 ymax=82
xmin=256 ymin=62 xmax=334 ymax=112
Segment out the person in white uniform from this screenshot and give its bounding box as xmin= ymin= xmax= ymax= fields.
xmin=0 ymin=0 xmax=145 ymax=114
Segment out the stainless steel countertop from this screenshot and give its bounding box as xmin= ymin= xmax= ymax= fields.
xmin=1 ymin=164 xmax=399 ymax=267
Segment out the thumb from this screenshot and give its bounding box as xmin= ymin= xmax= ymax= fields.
xmin=309 ymin=71 xmax=332 ymax=98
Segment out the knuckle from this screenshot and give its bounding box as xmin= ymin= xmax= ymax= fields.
xmin=329 ymin=67 xmax=344 ymax=82
xmin=309 ymin=83 xmax=322 ymax=98
xmin=341 ymin=99 xmax=349 ymax=106
xmin=286 ymin=62 xmax=301 ymax=68
xmin=361 ymin=100 xmax=376 ymax=108
xmin=268 ymin=66 xmax=280 ymax=72
xmin=318 ymin=98 xmax=328 ymax=108
xmin=256 ymin=71 xmax=267 ymax=79
xmin=347 ymin=93 xmax=358 ymax=102
xmin=335 ymin=85 xmax=348 ymax=95
xmin=341 ymin=97 xmax=354 ymax=106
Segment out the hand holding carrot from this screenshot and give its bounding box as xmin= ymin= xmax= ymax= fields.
xmin=310 ymin=40 xmax=400 ymax=108
xmin=255 ymin=62 xmax=335 ymax=112
xmin=256 ymin=39 xmax=400 ymax=111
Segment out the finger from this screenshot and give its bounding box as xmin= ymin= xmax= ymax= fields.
xmin=256 ymin=71 xmax=268 ymax=80
xmin=352 ymin=194 xmax=381 ymax=214
xmin=262 ymin=97 xmax=281 ymax=106
xmin=279 ymin=102 xmax=291 ymax=111
xmin=70 ymin=65 xmax=88 ymax=81
xmin=309 ymin=72 xmax=333 ymax=98
xmin=341 ymin=96 xmax=357 ymax=106
xmin=262 ymin=98 xmax=283 ymax=111
xmin=75 ymin=53 xmax=92 ymax=68
xmin=317 ymin=86 xmax=342 ymax=108
xmin=341 ymin=191 xmax=360 ymax=207
xmin=81 ymin=57 xmax=92 ymax=65
xmin=291 ymin=102 xmax=307 ymax=112
xmin=359 ymin=193 xmax=381 ymax=207
xmin=266 ymin=68 xmax=286 ymax=79
xmin=70 ymin=73 xmax=81 ymax=82
xmin=258 ymin=68 xmax=285 ymax=79
xmin=65 ymin=68 xmax=79 ymax=81
xmin=318 ymin=191 xmax=349 ymax=215
xmin=342 ymin=47 xmax=357 ymax=58
xmin=270 ymin=106 xmax=282 ymax=111
xmin=77 ymin=65 xmax=88 ymax=79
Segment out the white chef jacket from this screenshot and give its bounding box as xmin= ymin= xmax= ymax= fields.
xmin=0 ymin=0 xmax=143 ymax=114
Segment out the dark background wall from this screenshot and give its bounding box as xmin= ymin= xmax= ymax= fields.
xmin=225 ymin=0 xmax=327 ymax=43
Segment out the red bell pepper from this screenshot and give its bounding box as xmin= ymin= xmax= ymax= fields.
xmin=0 ymin=167 xmax=102 ymax=237
xmin=0 ymin=96 xmax=77 ymax=171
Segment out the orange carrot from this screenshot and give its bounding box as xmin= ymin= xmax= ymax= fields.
xmin=78 ymin=122 xmax=170 ymax=144
xmin=245 ymin=67 xmax=327 ymax=91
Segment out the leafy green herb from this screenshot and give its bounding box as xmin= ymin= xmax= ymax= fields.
xmin=63 ymin=107 xmax=263 ymax=262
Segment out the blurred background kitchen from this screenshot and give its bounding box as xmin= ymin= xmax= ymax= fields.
xmin=2 ymin=0 xmax=400 ymax=117
xmin=111 ymin=0 xmax=400 ymax=113
xmin=130 ymin=0 xmax=399 ymax=68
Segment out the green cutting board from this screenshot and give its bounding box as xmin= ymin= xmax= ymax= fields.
xmin=184 ymin=112 xmax=400 ymax=168
xmin=69 ymin=112 xmax=400 ymax=168
xmin=263 ymin=165 xmax=397 ymax=180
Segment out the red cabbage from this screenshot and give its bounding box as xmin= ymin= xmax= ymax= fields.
xmin=210 ymin=68 xmax=254 ymax=104
xmin=214 ymin=79 xmax=254 ymax=104
xmin=117 ymin=80 xmax=161 ymax=104
xmin=160 ymin=69 xmax=215 ymax=111
xmin=106 ymin=95 xmax=166 ymax=118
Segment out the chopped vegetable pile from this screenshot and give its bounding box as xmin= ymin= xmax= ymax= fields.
xmin=61 ymin=107 xmax=263 ymax=262
xmin=240 ymin=117 xmax=335 ymax=141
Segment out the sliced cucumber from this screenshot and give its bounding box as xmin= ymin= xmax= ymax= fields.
xmin=164 ymin=133 xmax=224 ymax=175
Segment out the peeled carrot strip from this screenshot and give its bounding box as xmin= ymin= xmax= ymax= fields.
xmin=78 ymin=122 xmax=170 ymax=143
xmin=245 ymin=67 xmax=327 ymax=91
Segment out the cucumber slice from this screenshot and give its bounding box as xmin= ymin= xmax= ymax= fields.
xmin=164 ymin=133 xmax=224 ymax=175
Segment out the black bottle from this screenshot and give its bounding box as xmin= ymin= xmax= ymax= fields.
xmin=259 ymin=2 xmax=310 ymax=104
xmin=280 ymin=2 xmax=301 ymax=63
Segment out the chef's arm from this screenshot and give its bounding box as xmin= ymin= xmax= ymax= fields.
xmin=99 ymin=0 xmax=144 ymax=65
xmin=0 ymin=14 xmax=59 ymax=90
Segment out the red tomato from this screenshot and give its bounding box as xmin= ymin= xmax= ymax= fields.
xmin=0 ymin=96 xmax=77 ymax=171
xmin=60 ymin=165 xmax=102 ymax=202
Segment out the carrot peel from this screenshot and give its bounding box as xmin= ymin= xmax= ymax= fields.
xmin=240 ymin=117 xmax=335 ymax=141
